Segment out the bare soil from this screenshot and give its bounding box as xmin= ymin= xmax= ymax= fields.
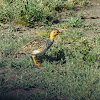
xmin=77 ymin=0 xmax=100 ymax=38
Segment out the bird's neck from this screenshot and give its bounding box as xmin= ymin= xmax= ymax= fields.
xmin=50 ymin=35 xmax=55 ymax=40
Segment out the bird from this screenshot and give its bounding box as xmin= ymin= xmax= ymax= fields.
xmin=15 ymin=29 xmax=60 ymax=66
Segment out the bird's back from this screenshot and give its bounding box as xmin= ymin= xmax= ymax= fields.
xmin=15 ymin=36 xmax=54 ymax=56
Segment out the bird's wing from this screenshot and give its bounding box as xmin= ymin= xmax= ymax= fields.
xmin=16 ymin=37 xmax=49 ymax=54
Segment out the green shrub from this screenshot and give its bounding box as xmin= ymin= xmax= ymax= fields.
xmin=0 ymin=0 xmax=89 ymax=25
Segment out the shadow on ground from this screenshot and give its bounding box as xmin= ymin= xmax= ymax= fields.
xmin=37 ymin=49 xmax=66 ymax=64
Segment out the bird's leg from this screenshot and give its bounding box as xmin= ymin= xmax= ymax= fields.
xmin=32 ymin=56 xmax=40 ymax=66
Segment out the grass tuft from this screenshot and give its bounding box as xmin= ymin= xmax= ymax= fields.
xmin=0 ymin=0 xmax=89 ymax=26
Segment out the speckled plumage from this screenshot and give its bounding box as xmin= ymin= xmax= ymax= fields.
xmin=16 ymin=36 xmax=54 ymax=56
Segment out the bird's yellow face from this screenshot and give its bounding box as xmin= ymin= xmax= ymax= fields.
xmin=50 ymin=30 xmax=60 ymax=40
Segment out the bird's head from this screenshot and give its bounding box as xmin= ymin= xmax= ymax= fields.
xmin=50 ymin=30 xmax=60 ymax=40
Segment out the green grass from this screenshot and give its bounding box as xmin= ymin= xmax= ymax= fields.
xmin=0 ymin=20 xmax=100 ymax=100
xmin=0 ymin=0 xmax=100 ymax=100
xmin=0 ymin=0 xmax=89 ymax=26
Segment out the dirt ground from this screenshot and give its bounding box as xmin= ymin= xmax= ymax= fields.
xmin=77 ymin=0 xmax=100 ymax=38
xmin=0 ymin=0 xmax=100 ymax=100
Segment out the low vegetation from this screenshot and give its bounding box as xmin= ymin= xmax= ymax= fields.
xmin=0 ymin=0 xmax=89 ymax=26
xmin=0 ymin=0 xmax=100 ymax=100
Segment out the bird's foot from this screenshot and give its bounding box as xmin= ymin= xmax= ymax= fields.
xmin=35 ymin=63 xmax=41 ymax=67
